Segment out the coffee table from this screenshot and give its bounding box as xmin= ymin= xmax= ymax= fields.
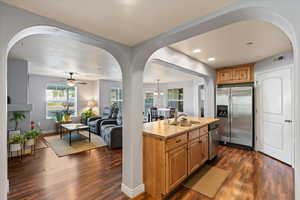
xmin=59 ymin=123 xmax=90 ymax=146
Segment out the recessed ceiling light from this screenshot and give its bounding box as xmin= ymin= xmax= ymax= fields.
xmin=207 ymin=57 xmax=216 ymax=62
xmin=246 ymin=41 xmax=253 ymax=46
xmin=192 ymin=49 xmax=202 ymax=53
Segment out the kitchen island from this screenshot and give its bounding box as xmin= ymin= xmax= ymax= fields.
xmin=143 ymin=117 xmax=219 ymax=199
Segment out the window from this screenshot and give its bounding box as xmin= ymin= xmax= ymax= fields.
xmin=168 ymin=88 xmax=183 ymax=112
xmin=110 ymin=88 xmax=123 ymax=110
xmin=144 ymin=92 xmax=154 ymax=115
xmin=46 ymin=84 xmax=77 ymax=119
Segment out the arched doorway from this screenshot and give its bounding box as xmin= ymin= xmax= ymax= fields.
xmin=136 ymin=6 xmax=298 ymax=199
xmin=5 ymin=26 xmax=127 ymax=199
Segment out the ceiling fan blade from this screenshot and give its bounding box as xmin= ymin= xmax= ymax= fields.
xmin=76 ymin=81 xmax=88 ymax=85
xmin=52 ymin=80 xmax=66 ymax=83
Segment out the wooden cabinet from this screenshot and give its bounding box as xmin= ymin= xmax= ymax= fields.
xmin=200 ymin=134 xmax=209 ymax=163
xmin=188 ymin=138 xmax=202 ymax=174
xmin=166 ymin=145 xmax=188 ymax=192
xmin=143 ymin=126 xmax=209 ymax=199
xmin=217 ymin=68 xmax=233 ymax=83
xmin=216 ymin=63 xmax=254 ymax=85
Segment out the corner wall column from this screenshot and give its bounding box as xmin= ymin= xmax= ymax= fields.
xmin=0 ymin=48 xmax=8 ymax=200
xmin=204 ymin=77 xmax=215 ymax=118
xmin=121 ymin=59 xmax=145 ymax=198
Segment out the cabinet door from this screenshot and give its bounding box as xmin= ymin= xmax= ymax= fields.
xmin=200 ymin=134 xmax=209 ymax=164
xmin=232 ymin=65 xmax=253 ymax=83
xmin=166 ymin=145 xmax=188 ymax=192
xmin=188 ymin=139 xmax=202 ymax=174
xmin=217 ymin=69 xmax=233 ymax=84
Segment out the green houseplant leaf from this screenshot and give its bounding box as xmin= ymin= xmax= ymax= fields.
xmin=10 ymin=112 xmax=26 ymax=130
xmin=8 ymin=134 xmax=24 ymax=144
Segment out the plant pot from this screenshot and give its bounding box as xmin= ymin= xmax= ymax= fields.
xmin=10 ymin=143 xmax=21 ymax=152
xmin=64 ymin=114 xmax=71 ymax=121
xmin=25 ymin=138 xmax=35 ymax=146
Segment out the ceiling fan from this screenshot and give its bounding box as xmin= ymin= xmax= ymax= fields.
xmin=59 ymin=72 xmax=88 ymax=87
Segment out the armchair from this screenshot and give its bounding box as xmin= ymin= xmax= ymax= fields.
xmin=100 ymin=112 xmax=122 ymax=149
xmin=88 ymin=107 xmax=118 ymax=135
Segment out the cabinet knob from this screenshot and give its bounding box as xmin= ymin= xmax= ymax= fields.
xmin=176 ymin=139 xmax=181 ymax=143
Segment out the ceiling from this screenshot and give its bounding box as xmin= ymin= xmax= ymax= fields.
xmin=9 ymin=34 xmax=201 ymax=83
xmin=143 ymin=62 xmax=201 ymax=83
xmin=171 ymin=20 xmax=292 ymax=68
xmin=9 ymin=34 xmax=122 ymax=81
xmin=0 ymin=0 xmax=237 ymax=46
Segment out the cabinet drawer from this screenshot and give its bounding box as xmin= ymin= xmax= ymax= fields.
xmin=166 ymin=134 xmax=187 ymax=151
xmin=189 ymin=129 xmax=200 ymax=141
xmin=200 ymin=126 xmax=208 ymax=136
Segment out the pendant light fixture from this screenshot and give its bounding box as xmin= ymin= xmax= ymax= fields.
xmin=154 ymin=79 xmax=164 ymax=96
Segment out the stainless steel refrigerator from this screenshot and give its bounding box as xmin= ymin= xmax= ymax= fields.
xmin=216 ymin=86 xmax=254 ymax=148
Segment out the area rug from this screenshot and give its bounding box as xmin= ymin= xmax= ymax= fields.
xmin=183 ymin=165 xmax=230 ymax=198
xmin=44 ymin=132 xmax=107 ymax=157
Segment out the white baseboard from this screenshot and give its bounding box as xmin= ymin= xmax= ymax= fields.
xmin=42 ymin=129 xmax=55 ymax=134
xmin=6 ymin=179 xmax=9 ymax=194
xmin=121 ymin=183 xmax=145 ymax=198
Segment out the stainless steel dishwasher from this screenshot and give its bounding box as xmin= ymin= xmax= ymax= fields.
xmin=208 ymin=122 xmax=220 ymax=160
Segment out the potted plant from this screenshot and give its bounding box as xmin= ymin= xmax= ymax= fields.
xmin=80 ymin=109 xmax=96 ymax=119
xmin=8 ymin=134 xmax=24 ymax=152
xmin=55 ymin=111 xmax=64 ymax=123
xmin=10 ymin=111 xmax=25 ymax=130
xmin=24 ymin=129 xmax=41 ymax=146
xmin=62 ymin=102 xmax=74 ymax=121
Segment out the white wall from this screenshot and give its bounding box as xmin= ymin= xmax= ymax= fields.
xmin=28 ymin=74 xmax=98 ymax=133
xmin=7 ymin=58 xmax=31 ymax=131
xmin=255 ymin=51 xmax=293 ymax=73
xmin=99 ymin=79 xmax=205 ymax=117
xmin=144 ymin=80 xmax=204 ymax=116
xmin=7 ymin=59 xmax=28 ymax=104
xmin=98 ymin=80 xmax=122 ymax=113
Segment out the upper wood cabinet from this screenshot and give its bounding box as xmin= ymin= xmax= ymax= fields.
xmin=216 ymin=63 xmax=254 ymax=85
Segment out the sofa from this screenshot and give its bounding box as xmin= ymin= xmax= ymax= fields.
xmin=100 ymin=112 xmax=122 ymax=149
xmin=88 ymin=106 xmax=119 ymax=135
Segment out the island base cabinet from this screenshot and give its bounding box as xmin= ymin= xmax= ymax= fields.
xmin=188 ymin=139 xmax=202 ymax=174
xmin=201 ymin=134 xmax=209 ymax=162
xmin=166 ymin=145 xmax=188 ymax=193
xmin=143 ymin=126 xmax=209 ymax=200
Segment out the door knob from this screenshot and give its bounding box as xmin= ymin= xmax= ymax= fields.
xmin=284 ymin=120 xmax=293 ymax=123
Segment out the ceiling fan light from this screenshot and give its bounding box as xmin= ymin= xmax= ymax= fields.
xmin=67 ymin=80 xmax=76 ymax=87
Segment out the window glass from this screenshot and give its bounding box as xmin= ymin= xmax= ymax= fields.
xmin=110 ymin=88 xmax=123 ymax=110
xmin=46 ymin=84 xmax=77 ymax=119
xmin=144 ymin=92 xmax=154 ymax=115
xmin=167 ymin=88 xmax=183 ymax=112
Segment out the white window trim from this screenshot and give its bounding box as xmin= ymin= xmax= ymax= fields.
xmin=45 ymin=84 xmax=78 ymax=120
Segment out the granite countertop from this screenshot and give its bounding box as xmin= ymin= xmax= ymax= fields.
xmin=143 ymin=117 xmax=219 ymax=140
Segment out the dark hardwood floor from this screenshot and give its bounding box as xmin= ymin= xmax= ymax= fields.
xmin=8 ymin=138 xmax=294 ymax=200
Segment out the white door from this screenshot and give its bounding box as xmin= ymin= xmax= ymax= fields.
xmin=256 ymin=67 xmax=292 ymax=164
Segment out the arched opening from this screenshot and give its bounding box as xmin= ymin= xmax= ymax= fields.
xmin=5 ymin=26 xmax=126 ymax=199
xmin=140 ymin=16 xmax=296 ymax=200
xmin=143 ymin=52 xmax=214 ymax=122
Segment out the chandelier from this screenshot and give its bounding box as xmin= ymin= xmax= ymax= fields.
xmin=154 ymin=79 xmax=164 ymax=96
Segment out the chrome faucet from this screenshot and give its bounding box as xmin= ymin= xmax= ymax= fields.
xmin=174 ymin=111 xmax=188 ymax=124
